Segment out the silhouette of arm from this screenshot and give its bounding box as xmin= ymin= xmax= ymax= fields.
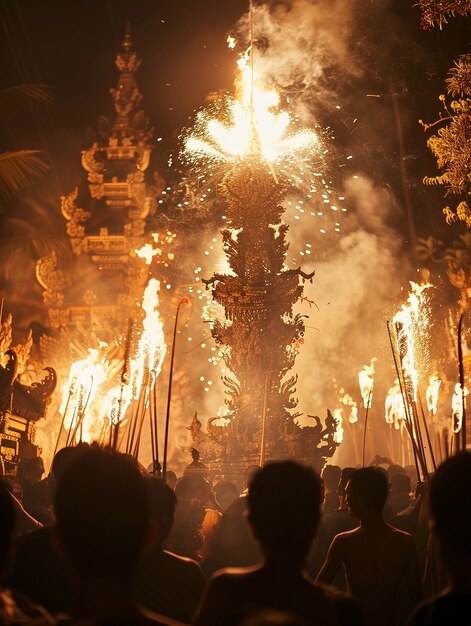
xmin=316 ymin=535 xmax=345 ymax=584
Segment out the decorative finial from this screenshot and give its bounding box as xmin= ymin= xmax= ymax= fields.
xmin=122 ymin=21 xmax=133 ymax=53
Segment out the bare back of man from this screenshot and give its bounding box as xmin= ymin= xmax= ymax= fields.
xmin=195 ymin=564 xmax=362 ymax=626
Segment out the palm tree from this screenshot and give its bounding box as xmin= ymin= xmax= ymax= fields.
xmin=0 ymin=84 xmax=54 ymax=205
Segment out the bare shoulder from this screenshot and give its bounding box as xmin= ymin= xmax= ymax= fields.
xmin=333 ymin=527 xmax=361 ymax=543
xmin=208 ymin=565 xmax=259 ymax=589
xmin=386 ymin=525 xmax=416 ymax=548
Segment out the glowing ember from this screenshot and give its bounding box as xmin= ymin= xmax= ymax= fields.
xmin=451 ymin=382 xmax=468 ymax=433
xmin=425 ymin=373 xmax=441 ymax=415
xmin=385 ymin=380 xmax=406 ymax=430
xmin=136 ymin=243 xmax=161 ymax=265
xmin=358 ymin=358 xmax=377 ymax=408
xmin=135 ymin=231 xmax=176 ymax=267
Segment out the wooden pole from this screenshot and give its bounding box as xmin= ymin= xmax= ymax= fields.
xmin=362 ymin=385 xmax=374 ymax=467
xmin=162 ymin=298 xmax=189 ymax=478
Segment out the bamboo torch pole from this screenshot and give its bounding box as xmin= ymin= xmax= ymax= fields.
xmin=162 ymin=297 xmax=189 ymax=478
xmin=387 ymin=321 xmax=423 ymax=481
xmin=362 ymin=385 xmax=374 ymax=467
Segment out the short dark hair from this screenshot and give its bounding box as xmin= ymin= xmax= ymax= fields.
xmin=54 ymin=447 xmax=149 ymax=577
xmin=390 ymin=472 xmax=411 ymax=494
xmin=348 ymin=467 xmax=389 ymax=510
xmin=338 ymin=467 xmax=356 ymax=498
xmin=146 ymin=477 xmax=177 ymax=542
xmin=321 ymin=465 xmax=341 ymax=491
xmin=429 ymin=452 xmax=471 ymax=560
xmin=248 ymin=461 xmax=321 ymax=554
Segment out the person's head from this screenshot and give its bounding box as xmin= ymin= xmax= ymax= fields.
xmin=17 ymin=456 xmax=44 ymax=487
xmin=337 ymin=467 xmax=356 ymax=503
xmin=146 ymin=477 xmax=177 ymax=544
xmin=386 ymin=464 xmax=404 ymax=479
xmin=244 ymin=465 xmax=261 ymax=490
xmin=54 ymin=447 xmax=149 ymax=579
xmin=175 ymin=474 xmax=211 ymax=504
xmin=321 ymin=464 xmax=341 ymax=493
xmin=429 ymin=452 xmax=471 ymax=567
xmin=390 ymin=472 xmax=411 ymax=498
xmin=247 ymin=461 xmax=322 ymax=560
xmin=213 ymin=480 xmax=239 ymax=511
xmin=51 ymin=443 xmax=90 ymax=483
xmin=0 ymin=480 xmax=15 ymax=580
xmin=164 ymin=470 xmax=177 ymax=490
xmin=346 ymin=467 xmax=389 ymax=520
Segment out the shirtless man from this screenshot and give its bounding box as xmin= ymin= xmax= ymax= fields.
xmin=195 ymin=461 xmax=363 ymax=626
xmin=317 ymin=467 xmax=421 ymax=626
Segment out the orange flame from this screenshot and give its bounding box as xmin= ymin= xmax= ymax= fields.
xmin=393 ymin=281 xmax=431 ymax=402
xmin=425 ymin=373 xmax=441 ymax=415
xmin=60 ymin=279 xmax=167 ymax=441
xmin=358 ymin=358 xmax=377 ymax=408
xmin=452 ymin=382 xmax=468 ymax=433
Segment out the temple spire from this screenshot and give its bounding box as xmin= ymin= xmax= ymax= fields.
xmin=107 ymin=23 xmax=151 ymax=146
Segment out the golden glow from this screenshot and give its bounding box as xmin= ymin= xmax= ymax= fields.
xmin=184 ymin=42 xmax=318 ymax=165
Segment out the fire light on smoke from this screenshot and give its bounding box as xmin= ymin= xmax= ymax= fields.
xmin=385 ymin=380 xmax=406 ymax=430
xmin=393 ymin=281 xmax=432 ymax=402
xmin=60 ymin=279 xmax=167 ymax=441
xmin=358 ymin=358 xmax=377 ymax=408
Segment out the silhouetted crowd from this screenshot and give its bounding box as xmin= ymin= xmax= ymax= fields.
xmin=1 ymin=444 xmax=470 ymax=626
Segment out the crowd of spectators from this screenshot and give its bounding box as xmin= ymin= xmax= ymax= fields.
xmin=1 ymin=443 xmax=470 ymax=626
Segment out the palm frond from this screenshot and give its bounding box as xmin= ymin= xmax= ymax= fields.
xmin=0 ymin=84 xmax=55 ymax=121
xmin=0 ymin=150 xmax=49 ymax=202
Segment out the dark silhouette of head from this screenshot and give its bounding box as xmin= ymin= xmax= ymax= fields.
xmin=0 ymin=480 xmax=15 ymax=579
xmin=337 ymin=467 xmax=356 ymax=501
xmin=390 ymin=472 xmax=411 ymax=497
xmin=429 ymin=452 xmax=471 ymax=563
xmin=51 ymin=443 xmax=90 ymax=483
xmin=146 ymin=476 xmax=177 ymax=544
xmin=164 ymin=470 xmax=177 ymax=490
xmin=247 ymin=461 xmax=322 ymax=559
xmin=346 ymin=467 xmax=389 ymax=519
xmin=213 ymin=480 xmax=239 ymax=511
xmin=54 ymin=447 xmax=149 ymax=578
xmin=321 ymin=464 xmax=341 ymax=493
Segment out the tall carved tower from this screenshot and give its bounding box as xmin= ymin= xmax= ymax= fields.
xmin=203 ymin=161 xmax=338 ymax=472
xmin=36 ymin=26 xmax=165 ymax=346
